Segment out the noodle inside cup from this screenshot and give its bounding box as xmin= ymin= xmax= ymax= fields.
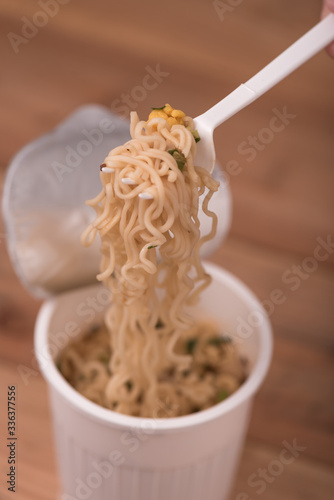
xmin=35 ymin=261 xmax=272 ymax=500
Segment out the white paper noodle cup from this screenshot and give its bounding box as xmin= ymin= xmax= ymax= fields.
xmin=34 ymin=262 xmax=273 ymax=500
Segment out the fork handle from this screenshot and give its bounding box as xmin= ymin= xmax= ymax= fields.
xmin=198 ymin=13 xmax=334 ymax=130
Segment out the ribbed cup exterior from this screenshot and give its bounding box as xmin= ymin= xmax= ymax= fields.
xmin=35 ymin=267 xmax=273 ymax=500
xmin=50 ymin=388 xmax=251 ymax=500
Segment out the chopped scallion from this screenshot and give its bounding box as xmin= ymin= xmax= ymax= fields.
xmin=217 ymin=390 xmax=229 ymax=402
xmin=186 ymin=338 xmax=198 ymax=354
xmin=187 ymin=127 xmax=201 ymax=143
xmin=98 ymin=352 xmax=109 ymax=364
xmin=168 ymin=149 xmax=186 ymax=172
xmin=125 ymin=380 xmax=133 ymax=391
xmin=155 ymin=319 xmax=164 ymax=329
xmin=207 ymin=336 xmax=232 ymax=347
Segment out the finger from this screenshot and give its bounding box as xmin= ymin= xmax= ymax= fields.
xmin=321 ymin=3 xmax=334 ymax=58
xmin=324 ymin=0 xmax=334 ymax=13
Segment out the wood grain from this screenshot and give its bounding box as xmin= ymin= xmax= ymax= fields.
xmin=0 ymin=0 xmax=333 ymax=498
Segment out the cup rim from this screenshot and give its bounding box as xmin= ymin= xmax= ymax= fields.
xmin=34 ymin=262 xmax=273 ymax=433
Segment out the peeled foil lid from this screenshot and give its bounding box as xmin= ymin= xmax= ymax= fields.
xmin=2 ymin=105 xmax=231 ymax=299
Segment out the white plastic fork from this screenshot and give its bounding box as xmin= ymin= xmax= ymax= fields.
xmin=102 ymin=14 xmax=334 ymax=198
xmin=194 ymin=13 xmax=334 ymax=174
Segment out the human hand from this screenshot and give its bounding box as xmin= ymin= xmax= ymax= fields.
xmin=322 ymin=0 xmax=334 ymax=57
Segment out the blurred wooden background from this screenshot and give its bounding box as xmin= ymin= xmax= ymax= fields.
xmin=0 ymin=0 xmax=333 ymax=499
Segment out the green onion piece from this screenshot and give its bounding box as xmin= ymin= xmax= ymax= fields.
xmin=217 ymin=390 xmax=229 ymax=402
xmin=98 ymin=352 xmax=109 ymax=364
xmin=207 ymin=336 xmax=232 ymax=346
xmin=89 ymin=323 xmax=101 ymax=334
xmin=187 ymin=127 xmax=201 ymax=143
xmin=148 ymin=245 xmax=157 ymax=249
xmin=155 ymin=319 xmax=164 ymax=329
xmin=151 ymin=106 xmax=165 ymax=110
xmin=168 ymin=149 xmax=186 ymax=172
xmin=186 ymin=338 xmax=198 ymax=354
xmin=125 ymin=380 xmax=133 ymax=391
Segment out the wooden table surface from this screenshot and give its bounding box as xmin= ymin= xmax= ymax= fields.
xmin=0 ymin=0 xmax=333 ymax=499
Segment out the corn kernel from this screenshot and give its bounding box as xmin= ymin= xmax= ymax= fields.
xmin=163 ymin=104 xmax=174 ymax=115
xmin=167 ymin=117 xmax=178 ymax=126
xmin=171 ymin=109 xmax=186 ymax=118
xmin=148 ymin=110 xmax=168 ymax=121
